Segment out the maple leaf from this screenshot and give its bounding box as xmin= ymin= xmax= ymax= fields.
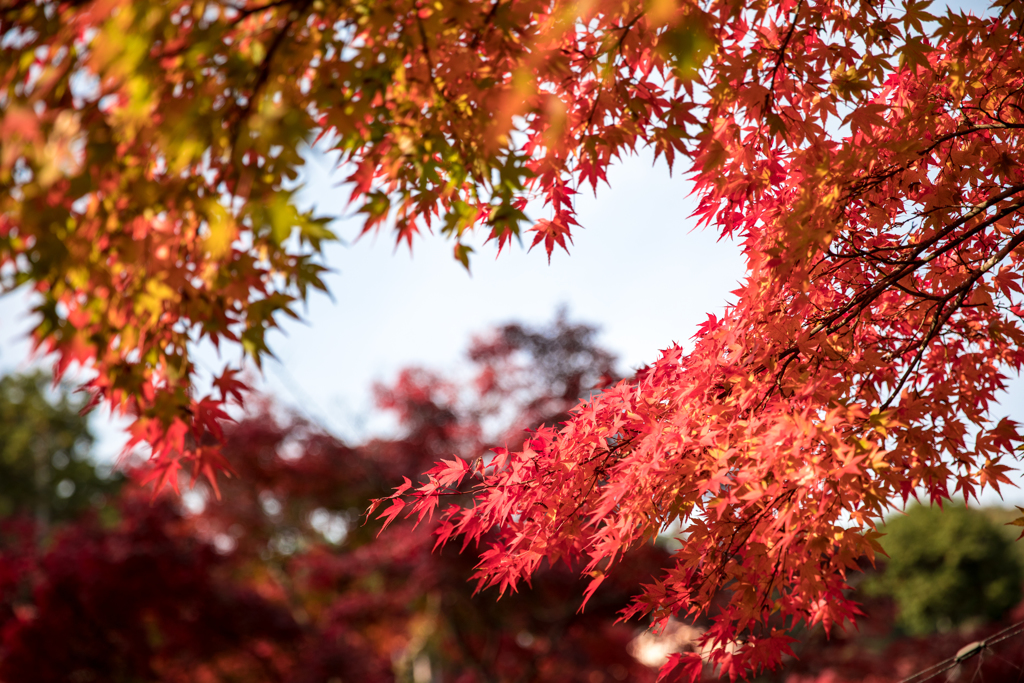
xmin=1008 ymin=506 xmax=1024 ymax=540
xmin=212 ymin=368 xmax=248 ymax=406
xmin=376 ymin=498 xmax=407 ymax=533
xmin=528 ymin=218 xmax=575 ymax=261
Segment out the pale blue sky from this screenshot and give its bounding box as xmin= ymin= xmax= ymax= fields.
xmin=267 ymin=149 xmax=746 ymax=438
xmin=0 ymin=149 xmax=747 ymax=448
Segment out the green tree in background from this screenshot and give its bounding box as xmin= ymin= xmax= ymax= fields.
xmin=0 ymin=371 xmax=121 ymax=529
xmin=870 ymin=504 xmax=1023 ymax=636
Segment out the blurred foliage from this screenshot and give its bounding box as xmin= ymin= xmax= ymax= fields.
xmin=868 ymin=503 xmax=1023 ymax=635
xmin=0 ymin=315 xmax=666 ymax=683
xmin=0 ymin=371 xmax=122 ymax=525
xmin=979 ymin=505 xmax=1024 ymax=567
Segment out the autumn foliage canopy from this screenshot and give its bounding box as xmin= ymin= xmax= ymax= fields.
xmin=3 ymin=0 xmax=1024 ymax=678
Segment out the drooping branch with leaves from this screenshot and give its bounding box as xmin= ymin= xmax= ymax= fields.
xmin=377 ymin=2 xmax=1024 ymax=679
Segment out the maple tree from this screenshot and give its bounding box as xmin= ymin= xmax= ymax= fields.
xmin=3 ymin=0 xmax=1024 ymax=679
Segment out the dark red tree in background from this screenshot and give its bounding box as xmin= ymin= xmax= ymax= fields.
xmin=0 ymin=316 xmax=664 ymax=683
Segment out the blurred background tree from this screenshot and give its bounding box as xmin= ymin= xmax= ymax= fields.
xmin=0 ymin=371 xmax=122 ymax=529
xmin=0 ymin=315 xmax=667 ymax=683
xmin=867 ymin=504 xmax=1023 ymax=636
